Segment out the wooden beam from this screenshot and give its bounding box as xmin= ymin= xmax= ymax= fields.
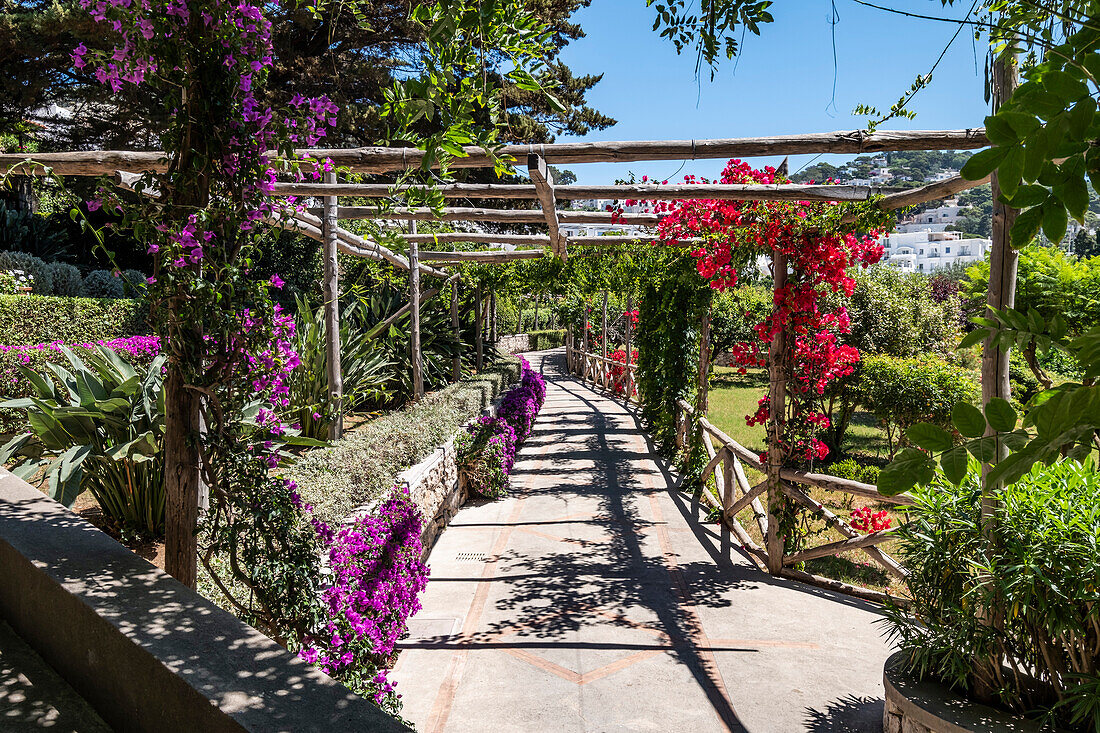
xmin=765 ymin=250 xmax=789 ymax=575
xmin=474 ymin=285 xmax=484 ymax=371
xmin=4 ymin=129 xmax=988 ymax=176
xmin=314 ymin=206 xmax=668 ymax=226
xmin=779 ymin=567 xmax=903 ymax=606
xmin=322 ymin=170 xmax=343 ymax=440
xmin=528 ymin=154 xmax=565 ymax=258
xmin=397 ymin=232 xmax=552 ymax=245
xmin=782 ymin=528 xmax=898 ymax=566
xmin=270 ymin=181 xmax=898 ymax=202
xmin=418 ymin=250 xmax=546 ymax=264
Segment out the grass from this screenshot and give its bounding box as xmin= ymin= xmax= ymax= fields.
xmin=703 ymin=365 xmax=909 ymax=597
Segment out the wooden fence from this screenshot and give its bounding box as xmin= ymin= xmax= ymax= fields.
xmin=564 ymin=326 xmax=911 ymax=606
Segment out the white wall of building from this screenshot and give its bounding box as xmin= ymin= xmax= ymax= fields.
xmin=880 ymin=230 xmax=988 ymax=273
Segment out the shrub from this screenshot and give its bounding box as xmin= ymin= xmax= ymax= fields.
xmin=45 ymin=262 xmax=83 ymax=296
xmin=886 ymin=460 xmax=1100 ymax=730
xmin=455 ymin=416 xmax=517 ymax=498
xmin=288 ymin=357 xmax=522 ymax=525
xmin=710 ymin=284 xmax=772 ymax=356
xmin=0 ymin=294 xmax=148 ymax=344
xmin=826 ymin=457 xmax=880 ymax=485
xmin=456 ymin=357 xmax=546 ymax=499
xmin=81 ymin=269 xmax=126 ymax=298
xmin=297 ymin=489 xmax=428 ymax=714
xmin=526 ymin=329 xmax=565 ymax=350
xmin=0 ymin=346 xmax=167 ymax=536
xmin=120 ymin=269 xmax=147 ymax=297
xmin=0 ymin=251 xmax=49 ymax=294
xmin=841 ymin=265 xmax=960 ymax=357
xmin=859 ymin=354 xmax=978 ymax=457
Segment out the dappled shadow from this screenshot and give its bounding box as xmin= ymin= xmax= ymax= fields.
xmin=803 ymin=694 xmax=884 ymax=732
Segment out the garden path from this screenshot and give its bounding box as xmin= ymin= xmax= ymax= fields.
xmin=389 ymin=349 xmax=894 ymax=732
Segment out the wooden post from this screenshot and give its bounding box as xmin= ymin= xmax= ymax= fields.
xmin=624 ymin=293 xmax=633 ymax=396
xmin=765 ymin=252 xmax=789 ymax=574
xmin=322 ymin=168 xmax=343 ymax=439
xmin=533 ymin=293 xmax=541 ymax=332
xmin=490 ymin=290 xmax=498 ymax=344
xmin=164 ymin=364 xmax=200 ymax=587
xmin=566 ymin=323 xmax=574 ymax=372
xmin=475 ymin=284 xmax=484 ymax=371
xmin=601 ymin=290 xmax=608 ymax=387
xmin=451 ymin=279 xmax=462 ymax=381
xmin=697 ymin=305 xmax=711 ymax=414
xmin=409 ymin=219 xmax=424 ymax=401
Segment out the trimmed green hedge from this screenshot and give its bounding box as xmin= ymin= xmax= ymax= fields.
xmin=288 ymin=357 xmax=522 ymax=525
xmin=0 ymin=295 xmax=148 ymax=345
xmin=526 ymin=329 xmax=565 ymax=350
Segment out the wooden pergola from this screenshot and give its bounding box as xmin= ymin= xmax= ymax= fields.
xmin=5 ymin=127 xmax=1001 ymax=597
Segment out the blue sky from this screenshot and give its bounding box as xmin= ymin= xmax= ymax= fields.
xmin=553 ymin=0 xmax=991 ymax=183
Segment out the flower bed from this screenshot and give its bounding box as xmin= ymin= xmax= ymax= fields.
xmin=456 ymin=357 xmax=546 ymax=498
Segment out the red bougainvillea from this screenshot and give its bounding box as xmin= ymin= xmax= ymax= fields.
xmin=649 ymin=160 xmax=890 ymax=466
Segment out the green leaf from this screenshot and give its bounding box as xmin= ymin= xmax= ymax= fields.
xmin=1005 ymin=184 xmax=1049 ymax=208
xmin=983 ymin=115 xmax=1019 ymax=145
xmin=906 ymin=422 xmax=954 ymax=452
xmin=1069 ymin=98 xmax=1096 ymax=139
xmin=1042 ymin=201 xmax=1069 ymax=244
xmin=1000 ymin=111 xmax=1041 ymax=138
xmin=1059 ymin=175 xmax=1090 ymax=223
xmin=961 ymin=145 xmax=1010 ymax=181
xmin=1011 ymin=205 xmax=1044 ymax=247
xmin=966 ymin=436 xmax=1002 ymax=463
xmin=1043 ymin=69 xmax=1088 ymax=102
xmin=984 ymin=398 xmax=1018 ymax=432
xmin=878 ymin=447 xmax=935 ymax=496
xmin=939 ymin=446 xmax=969 ymax=485
xmin=0 ymin=433 xmax=32 ymax=464
xmin=952 ymin=402 xmax=987 ymax=438
xmin=998 ymin=146 xmax=1024 ymax=198
xmin=957 ymin=328 xmax=990 ymax=350
xmin=986 ymin=450 xmax=1038 ymax=487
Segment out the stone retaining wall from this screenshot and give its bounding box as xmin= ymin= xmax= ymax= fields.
xmin=496 ymin=333 xmax=531 ymax=354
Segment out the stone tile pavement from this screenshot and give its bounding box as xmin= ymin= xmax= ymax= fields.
xmin=390 ymin=350 xmax=894 ymax=732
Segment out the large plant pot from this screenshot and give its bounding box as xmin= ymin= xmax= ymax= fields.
xmin=883 ymin=651 xmax=1042 ymax=733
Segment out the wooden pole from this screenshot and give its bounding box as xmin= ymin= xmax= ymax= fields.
xmin=624 ymin=293 xmax=634 ymax=396
xmin=322 ymin=169 xmax=344 ymax=440
xmin=475 ymin=285 xmax=484 ymax=371
xmin=697 ymin=305 xmax=711 ymax=414
xmin=409 ymin=220 xmax=424 ymax=401
xmin=534 ymin=293 xmax=541 ymax=332
xmin=601 ymin=291 xmax=609 ymax=388
xmin=164 ymin=364 xmax=200 ymax=587
xmin=490 ymin=291 xmax=498 ymax=344
xmin=451 ymin=279 xmax=462 ymax=382
xmin=765 ymin=252 xmax=789 ymax=574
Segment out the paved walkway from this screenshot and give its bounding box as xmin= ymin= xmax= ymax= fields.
xmin=390 ymin=350 xmax=894 ymax=732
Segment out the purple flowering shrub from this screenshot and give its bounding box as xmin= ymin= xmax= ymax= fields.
xmin=455 ymin=416 xmax=517 ymax=498
xmin=297 ymin=489 xmax=429 ymax=714
xmin=456 ymin=357 xmax=546 ymax=499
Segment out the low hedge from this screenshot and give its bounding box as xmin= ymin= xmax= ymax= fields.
xmin=288 ymin=357 xmax=522 ymax=525
xmin=526 ymin=329 xmax=565 ymax=350
xmin=0 ymin=294 xmax=148 ymax=344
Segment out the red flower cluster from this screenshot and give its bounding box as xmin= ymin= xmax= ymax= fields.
xmin=850 ymin=506 xmax=892 ymax=533
xmin=654 ymin=160 xmax=885 ymax=465
xmin=609 ymin=348 xmax=638 ymax=397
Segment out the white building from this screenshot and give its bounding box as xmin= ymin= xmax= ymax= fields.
xmin=895 ymin=199 xmax=963 ymax=233
xmin=879 ymin=231 xmax=989 ymax=273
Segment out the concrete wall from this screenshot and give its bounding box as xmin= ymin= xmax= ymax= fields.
xmin=0 ymin=469 xmax=407 ymax=733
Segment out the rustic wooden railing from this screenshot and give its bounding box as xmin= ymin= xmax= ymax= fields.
xmin=565 ymin=341 xmax=640 ymax=404
xmin=676 ymin=399 xmax=911 ymax=604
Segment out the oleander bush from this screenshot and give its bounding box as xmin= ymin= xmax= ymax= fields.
xmin=288 ymin=357 xmax=522 ymax=525
xmin=885 ymin=459 xmax=1100 ymax=731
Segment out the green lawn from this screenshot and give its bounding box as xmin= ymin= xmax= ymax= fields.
xmin=703 ymin=365 xmax=908 ymax=597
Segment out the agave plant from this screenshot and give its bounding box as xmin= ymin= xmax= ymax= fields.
xmin=0 ymin=345 xmax=167 ymax=536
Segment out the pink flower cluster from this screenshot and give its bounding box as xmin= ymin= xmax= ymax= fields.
xmin=297 ymin=490 xmax=429 ymax=708
xmin=850 ymin=506 xmax=892 ymax=533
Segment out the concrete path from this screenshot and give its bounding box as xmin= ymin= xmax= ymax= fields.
xmin=390 ymin=350 xmax=894 ymax=732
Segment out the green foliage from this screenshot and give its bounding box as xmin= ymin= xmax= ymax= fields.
xmin=884 ymin=460 xmax=1100 ymax=730
xmin=949 ymin=184 xmax=992 ymax=238
xmin=858 ymin=354 xmax=979 ymax=460
xmin=709 ymin=284 xmax=770 ymax=356
xmin=646 ymin=0 xmax=774 ymax=77
xmin=0 ymin=294 xmax=147 ymax=344
xmin=0 ymin=202 xmax=71 ymax=262
xmin=526 ymin=329 xmax=566 ymax=350
xmin=961 ymin=244 xmax=1100 ymax=335
xmin=80 ymin=269 xmax=125 ymax=298
xmin=46 ymin=262 xmax=83 ymax=296
xmin=0 ymin=346 xmax=166 ymax=536
xmin=288 ymin=358 xmax=522 ymax=526
xmin=842 ymin=265 xmax=960 ymax=357
xmin=791 ymin=151 xmax=973 ymax=186
xmin=634 ymin=252 xmax=711 ymax=449
xmin=825 ymin=458 xmax=880 ymax=485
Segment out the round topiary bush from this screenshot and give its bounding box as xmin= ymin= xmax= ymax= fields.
xmin=120 ymin=269 xmax=147 ymax=297
xmin=0 ymin=251 xmax=50 ymax=294
xmin=45 ymin=262 xmax=84 ymax=296
xmin=81 ymin=269 xmax=126 ymax=298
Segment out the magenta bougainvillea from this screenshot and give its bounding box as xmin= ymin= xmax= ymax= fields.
xmin=296 ymin=489 xmax=429 ymax=713
xmin=457 ymin=357 xmax=546 ymax=498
